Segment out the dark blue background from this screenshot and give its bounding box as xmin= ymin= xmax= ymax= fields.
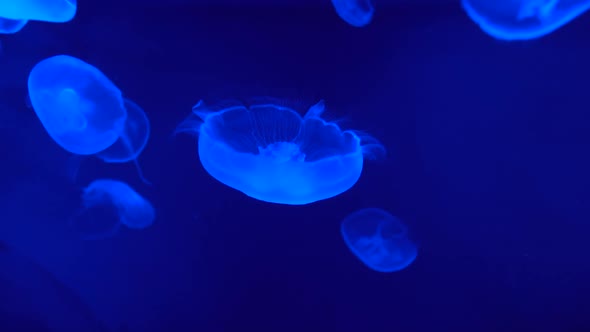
xmin=1 ymin=1 xmax=589 ymax=331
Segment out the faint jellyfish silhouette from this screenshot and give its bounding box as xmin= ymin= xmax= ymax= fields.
xmin=341 ymin=208 xmax=417 ymax=272
xmin=0 ymin=0 xmax=76 ymax=23
xmin=69 ymin=179 xmax=155 ymax=240
xmin=331 ymin=0 xmax=375 ymax=27
xmin=0 ymin=18 xmax=27 ymax=34
xmin=462 ymin=0 xmax=590 ymax=40
xmin=175 ymin=99 xmax=385 ymax=205
xmin=28 ymin=55 xmax=152 ymax=184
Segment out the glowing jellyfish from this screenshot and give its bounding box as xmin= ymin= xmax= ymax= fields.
xmin=0 ymin=0 xmax=76 ymax=23
xmin=176 ymin=99 xmax=385 ymax=205
xmin=28 ymin=55 xmax=127 ymax=155
xmin=331 ymin=0 xmax=374 ymax=27
xmin=69 ymin=179 xmax=155 ymax=240
xmin=0 ymin=18 xmax=27 ymax=34
xmin=462 ymin=0 xmax=590 ymax=40
xmin=341 ymin=208 xmax=417 ymax=273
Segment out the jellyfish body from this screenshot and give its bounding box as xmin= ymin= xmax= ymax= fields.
xmin=0 ymin=18 xmax=27 ymax=34
xmin=331 ymin=0 xmax=374 ymax=27
xmin=462 ymin=0 xmax=590 ymax=40
xmin=177 ymin=99 xmax=385 ymax=205
xmin=0 ymin=0 xmax=76 ymax=23
xmin=28 ymin=55 xmax=127 ymax=155
xmin=70 ymin=179 xmax=155 ymax=240
xmin=341 ymin=208 xmax=417 ymax=273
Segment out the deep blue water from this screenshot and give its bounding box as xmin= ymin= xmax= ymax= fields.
xmin=1 ymin=1 xmax=590 ymax=331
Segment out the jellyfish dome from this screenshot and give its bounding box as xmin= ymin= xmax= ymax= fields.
xmin=70 ymin=179 xmax=155 ymax=240
xmin=28 ymin=55 xmax=127 ymax=155
xmin=341 ymin=208 xmax=417 ymax=273
xmin=0 ymin=0 xmax=76 ymax=23
xmin=177 ymin=99 xmax=385 ymax=205
xmin=462 ymin=0 xmax=590 ymax=40
xmin=331 ymin=0 xmax=375 ymax=27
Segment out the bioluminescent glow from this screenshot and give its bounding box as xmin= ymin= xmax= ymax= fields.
xmin=176 ymin=99 xmax=385 ymax=205
xmin=341 ymin=208 xmax=417 ymax=273
xmin=331 ymin=0 xmax=374 ymax=27
xmin=0 ymin=0 xmax=76 ymax=23
xmin=462 ymin=0 xmax=590 ymax=40
xmin=69 ymin=179 xmax=155 ymax=240
xmin=0 ymin=18 xmax=27 ymax=34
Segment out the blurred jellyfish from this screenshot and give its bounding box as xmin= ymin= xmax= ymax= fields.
xmin=176 ymin=99 xmax=385 ymax=205
xmin=331 ymin=0 xmax=374 ymax=27
xmin=28 ymin=55 xmax=152 ymax=184
xmin=0 ymin=0 xmax=76 ymax=23
xmin=69 ymin=179 xmax=155 ymax=240
xmin=341 ymin=208 xmax=417 ymax=272
xmin=0 ymin=241 xmax=105 ymax=331
xmin=462 ymin=0 xmax=590 ymax=40
xmin=0 ymin=18 xmax=27 ymax=34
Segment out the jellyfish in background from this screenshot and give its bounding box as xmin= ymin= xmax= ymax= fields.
xmin=341 ymin=208 xmax=417 ymax=273
xmin=28 ymin=55 xmax=152 ymax=184
xmin=69 ymin=179 xmax=155 ymax=240
xmin=462 ymin=0 xmax=590 ymax=40
xmin=0 ymin=18 xmax=27 ymax=34
xmin=176 ymin=99 xmax=385 ymax=205
xmin=331 ymin=0 xmax=375 ymax=27
xmin=0 ymin=0 xmax=76 ymax=23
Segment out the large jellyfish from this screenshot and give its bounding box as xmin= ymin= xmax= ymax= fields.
xmin=69 ymin=179 xmax=155 ymax=240
xmin=0 ymin=18 xmax=27 ymax=34
xmin=28 ymin=55 xmax=152 ymax=184
xmin=0 ymin=0 xmax=76 ymax=23
xmin=462 ymin=0 xmax=590 ymax=40
xmin=331 ymin=0 xmax=375 ymax=27
xmin=176 ymin=99 xmax=385 ymax=205
xmin=340 ymin=208 xmax=417 ymax=273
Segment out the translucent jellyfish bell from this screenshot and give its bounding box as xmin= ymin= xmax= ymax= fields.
xmin=0 ymin=18 xmax=28 ymax=34
xmin=27 ymin=55 xmax=127 ymax=155
xmin=176 ymin=99 xmax=385 ymax=205
xmin=96 ymin=99 xmax=152 ymax=185
xmin=0 ymin=0 xmax=76 ymax=23
xmin=462 ymin=0 xmax=590 ymax=40
xmin=341 ymin=208 xmax=417 ymax=273
xmin=331 ymin=0 xmax=375 ymax=27
xmin=69 ymin=179 xmax=155 ymax=240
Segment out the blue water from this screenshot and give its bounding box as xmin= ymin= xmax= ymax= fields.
xmin=1 ymin=1 xmax=589 ymax=331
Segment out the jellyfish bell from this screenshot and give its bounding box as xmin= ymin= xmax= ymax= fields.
xmin=177 ymin=99 xmax=385 ymax=205
xmin=0 ymin=0 xmax=77 ymax=23
xmin=462 ymin=0 xmax=590 ymax=40
xmin=331 ymin=0 xmax=375 ymax=27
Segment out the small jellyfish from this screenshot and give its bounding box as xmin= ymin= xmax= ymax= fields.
xmin=462 ymin=0 xmax=590 ymax=40
xmin=176 ymin=99 xmax=385 ymax=205
xmin=0 ymin=0 xmax=76 ymax=23
xmin=28 ymin=55 xmax=127 ymax=155
xmin=69 ymin=179 xmax=155 ymax=240
xmin=0 ymin=18 xmax=28 ymax=34
xmin=331 ymin=0 xmax=375 ymax=27
xmin=341 ymin=208 xmax=417 ymax=273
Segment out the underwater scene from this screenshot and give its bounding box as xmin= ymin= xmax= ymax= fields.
xmin=1 ymin=0 xmax=589 ymax=331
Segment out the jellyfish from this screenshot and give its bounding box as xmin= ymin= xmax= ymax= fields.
xmin=340 ymin=208 xmax=417 ymax=273
xmin=28 ymin=55 xmax=152 ymax=184
xmin=461 ymin=0 xmax=590 ymax=40
xmin=0 ymin=18 xmax=27 ymax=34
xmin=69 ymin=179 xmax=155 ymax=240
xmin=175 ymin=99 xmax=385 ymax=205
xmin=0 ymin=0 xmax=76 ymax=23
xmin=331 ymin=0 xmax=375 ymax=27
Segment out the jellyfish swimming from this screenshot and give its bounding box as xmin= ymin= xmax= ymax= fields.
xmin=331 ymin=0 xmax=375 ymax=27
xmin=340 ymin=208 xmax=417 ymax=273
xmin=69 ymin=179 xmax=155 ymax=240
xmin=0 ymin=18 xmax=27 ymax=34
xmin=0 ymin=0 xmax=76 ymax=23
xmin=176 ymin=99 xmax=385 ymax=205
xmin=462 ymin=0 xmax=590 ymax=40
xmin=28 ymin=55 xmax=152 ymax=184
